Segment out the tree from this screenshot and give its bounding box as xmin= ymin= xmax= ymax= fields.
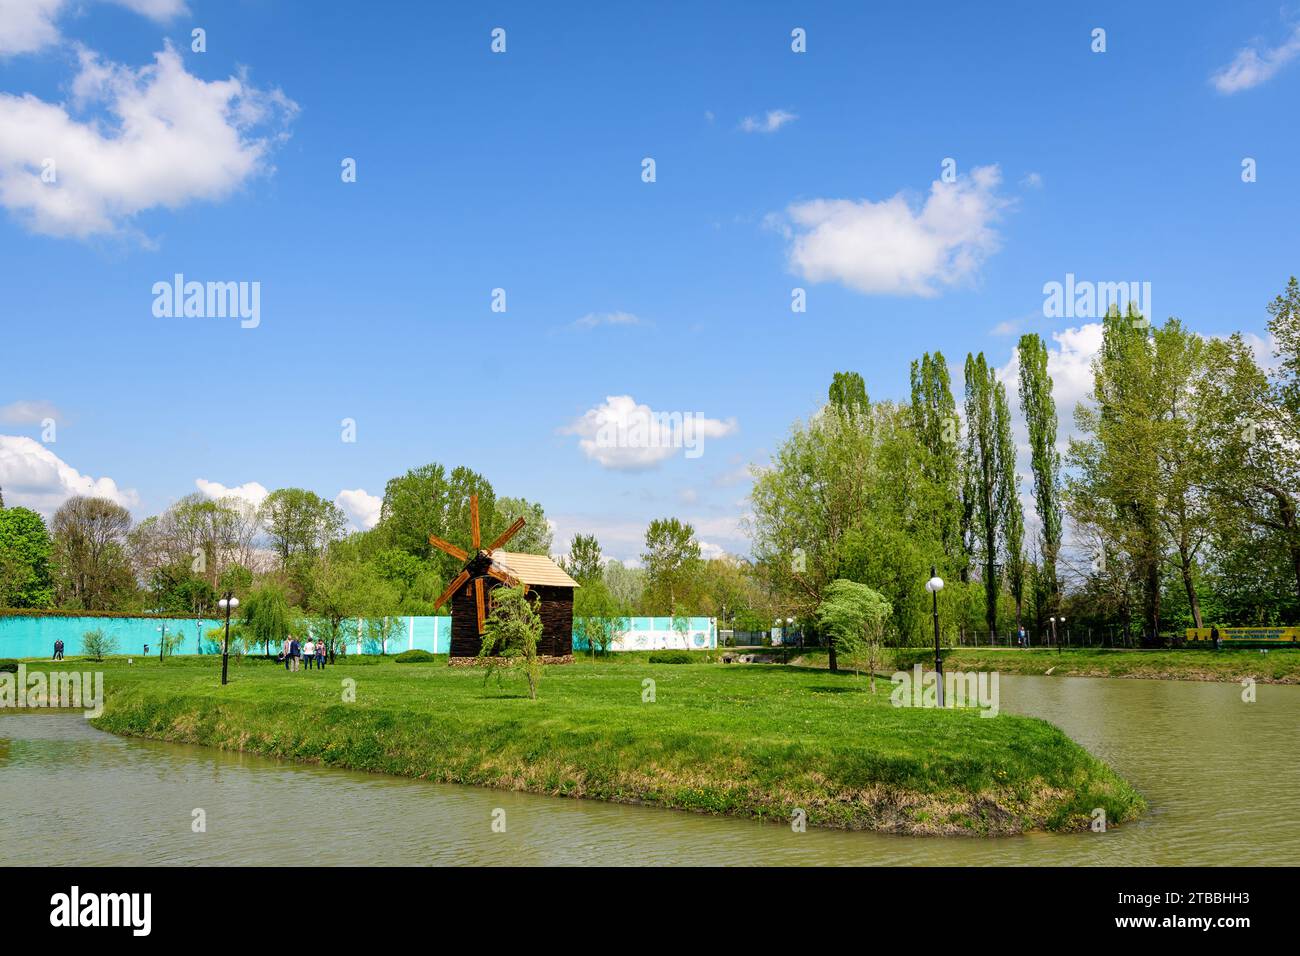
xmin=562 ymin=533 xmax=604 ymax=585
xmin=51 ymin=496 xmax=134 ymax=610
xmin=81 ymin=629 xmax=118 ymax=661
xmin=0 ymin=506 xmax=55 ymax=608
xmin=1018 ymin=333 xmax=1063 ymax=628
xmin=603 ymin=559 xmax=645 ymax=611
xmin=573 ymin=578 xmax=629 ymax=655
xmin=377 ymin=463 xmax=495 ymax=580
xmin=491 ymin=497 xmax=552 ymax=555
xmin=963 ymin=353 xmax=1016 ymax=638
xmin=751 ymin=390 xmax=954 ymax=666
xmin=828 ymin=371 xmax=869 ymax=415
xmin=478 ymin=585 xmax=544 ymax=699
xmin=306 ymin=560 xmax=380 ymax=661
xmin=816 ymin=579 xmax=892 ymax=692
xmin=641 ymin=518 xmax=702 ymax=615
xmin=910 ymin=352 xmax=964 ymax=569
xmin=259 ymin=489 xmax=347 ymax=567
xmin=996 ymin=374 xmax=1026 ymax=630
xmin=240 ymin=583 xmax=293 ymax=656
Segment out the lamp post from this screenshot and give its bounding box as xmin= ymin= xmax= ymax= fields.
xmin=1060 ymin=616 xmax=1067 ymax=652
xmin=925 ymin=566 xmax=945 ymax=707
xmin=156 ymin=624 xmax=166 ymax=663
xmin=218 ymin=591 xmax=239 ymax=686
xmin=1050 ymin=616 xmax=1058 ymax=653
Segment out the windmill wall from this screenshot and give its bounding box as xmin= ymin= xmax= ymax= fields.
xmin=448 ymin=581 xmax=574 ymax=660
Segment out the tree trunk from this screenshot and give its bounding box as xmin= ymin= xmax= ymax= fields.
xmin=1178 ymin=546 xmax=1203 ymax=629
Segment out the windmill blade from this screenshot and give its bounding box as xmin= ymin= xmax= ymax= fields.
xmin=487 ymin=566 xmax=519 ymax=588
xmin=428 ymin=534 xmax=468 ymax=561
xmin=431 ymin=570 xmax=470 ymax=612
xmin=474 ymin=577 xmax=486 ymax=634
xmin=485 ymin=516 xmax=526 ymax=553
xmin=470 ymin=494 xmax=481 ymax=549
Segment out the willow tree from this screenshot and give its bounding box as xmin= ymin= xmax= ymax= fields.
xmin=1017 ymin=333 xmax=1062 ymax=629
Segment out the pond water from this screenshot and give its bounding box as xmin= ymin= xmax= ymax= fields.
xmin=1 ymin=675 xmax=1296 ymax=865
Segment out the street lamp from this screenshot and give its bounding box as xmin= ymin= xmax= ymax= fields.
xmin=1060 ymin=616 xmax=1067 ymax=652
xmin=925 ymin=566 xmax=945 ymax=707
xmin=218 ymin=592 xmax=239 ymax=686
xmin=156 ymin=624 xmax=166 ymax=663
xmin=1050 ymin=616 xmax=1058 ymax=653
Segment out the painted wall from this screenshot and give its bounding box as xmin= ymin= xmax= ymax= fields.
xmin=1 ymin=614 xmax=715 ymax=657
xmin=575 ymin=617 xmax=718 ymax=652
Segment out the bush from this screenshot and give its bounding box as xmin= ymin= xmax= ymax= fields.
xmin=395 ymin=649 xmax=437 ymax=664
xmin=81 ymin=629 xmax=119 ymax=662
xmin=648 ymin=651 xmax=695 ymax=664
xmin=0 ymin=659 xmax=17 ymax=673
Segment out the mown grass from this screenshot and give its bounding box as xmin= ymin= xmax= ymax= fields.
xmin=791 ymin=646 xmax=1300 ymax=684
xmin=19 ymin=654 xmax=1144 ymax=835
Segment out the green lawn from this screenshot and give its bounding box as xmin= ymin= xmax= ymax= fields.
xmin=790 ymin=646 xmax=1300 ymax=684
xmin=19 ymin=653 xmax=1144 ymax=835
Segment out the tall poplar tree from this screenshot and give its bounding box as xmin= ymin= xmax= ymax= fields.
xmin=910 ymin=352 xmax=965 ymax=570
xmin=1017 ymin=333 xmax=1062 ymax=626
xmin=996 ymin=379 xmax=1025 ymax=628
xmin=964 ymin=352 xmax=1014 ymax=637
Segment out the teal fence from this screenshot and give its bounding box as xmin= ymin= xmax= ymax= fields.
xmin=0 ymin=614 xmax=716 ymax=657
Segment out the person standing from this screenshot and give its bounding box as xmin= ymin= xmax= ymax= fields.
xmin=289 ymin=636 xmax=301 ymax=672
xmin=281 ymin=636 xmax=292 ymax=670
xmin=53 ymin=638 xmax=64 ymax=660
xmin=315 ymin=641 xmax=326 ymax=669
xmin=303 ymin=638 xmax=316 ymax=670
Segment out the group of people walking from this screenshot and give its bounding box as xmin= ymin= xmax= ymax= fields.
xmin=279 ymin=636 xmax=327 ymax=671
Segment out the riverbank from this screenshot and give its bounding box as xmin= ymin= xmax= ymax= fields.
xmin=789 ymin=647 xmax=1300 ymax=684
xmin=19 ymin=655 xmax=1144 ymax=836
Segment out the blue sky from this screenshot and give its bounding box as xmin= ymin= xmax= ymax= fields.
xmin=2 ymin=1 xmax=1298 ymax=561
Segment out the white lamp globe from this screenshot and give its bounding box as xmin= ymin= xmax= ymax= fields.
xmin=925 ymin=575 xmax=944 ymax=593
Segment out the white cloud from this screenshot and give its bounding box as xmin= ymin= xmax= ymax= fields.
xmin=1211 ymin=24 xmax=1300 ymax=93
xmin=562 ymin=395 xmax=738 ymax=470
xmin=571 ymin=310 xmax=643 ymax=330
xmin=739 ymin=109 xmax=797 ymax=133
xmin=195 ymin=478 xmax=269 ymax=509
xmin=0 ymin=434 xmax=138 ymax=514
xmin=0 ymin=0 xmax=63 ymax=56
xmin=0 ymin=43 xmax=297 ymax=238
xmin=1020 ymin=171 xmax=1043 ymax=189
xmin=781 ymin=164 xmax=1009 ymax=296
xmin=336 ymin=488 xmax=382 ymax=530
xmin=0 ymin=0 xmax=186 ymax=57
xmin=0 ymin=399 xmax=63 ymax=424
xmin=990 ymin=319 xmax=1020 ymax=336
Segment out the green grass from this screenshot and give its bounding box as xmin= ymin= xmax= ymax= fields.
xmin=791 ymin=646 xmax=1300 ymax=684
xmin=19 ymin=654 xmax=1144 ymax=835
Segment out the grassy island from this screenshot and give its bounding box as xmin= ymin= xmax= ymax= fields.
xmin=23 ymin=654 xmax=1144 ymax=836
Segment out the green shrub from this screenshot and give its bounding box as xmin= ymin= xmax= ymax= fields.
xmin=0 ymin=659 xmax=18 ymax=673
xmin=395 ymin=649 xmax=437 ymax=664
xmin=81 ymin=629 xmax=118 ymax=662
xmin=648 ymin=651 xmax=694 ymax=664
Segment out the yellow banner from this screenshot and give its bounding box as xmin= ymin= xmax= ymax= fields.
xmin=1185 ymin=627 xmax=1300 ymax=643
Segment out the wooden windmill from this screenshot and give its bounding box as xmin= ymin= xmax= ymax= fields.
xmin=429 ymin=494 xmax=579 ymax=660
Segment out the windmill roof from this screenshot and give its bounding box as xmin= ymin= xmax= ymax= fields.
xmin=490 ymin=551 xmax=579 ymax=588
